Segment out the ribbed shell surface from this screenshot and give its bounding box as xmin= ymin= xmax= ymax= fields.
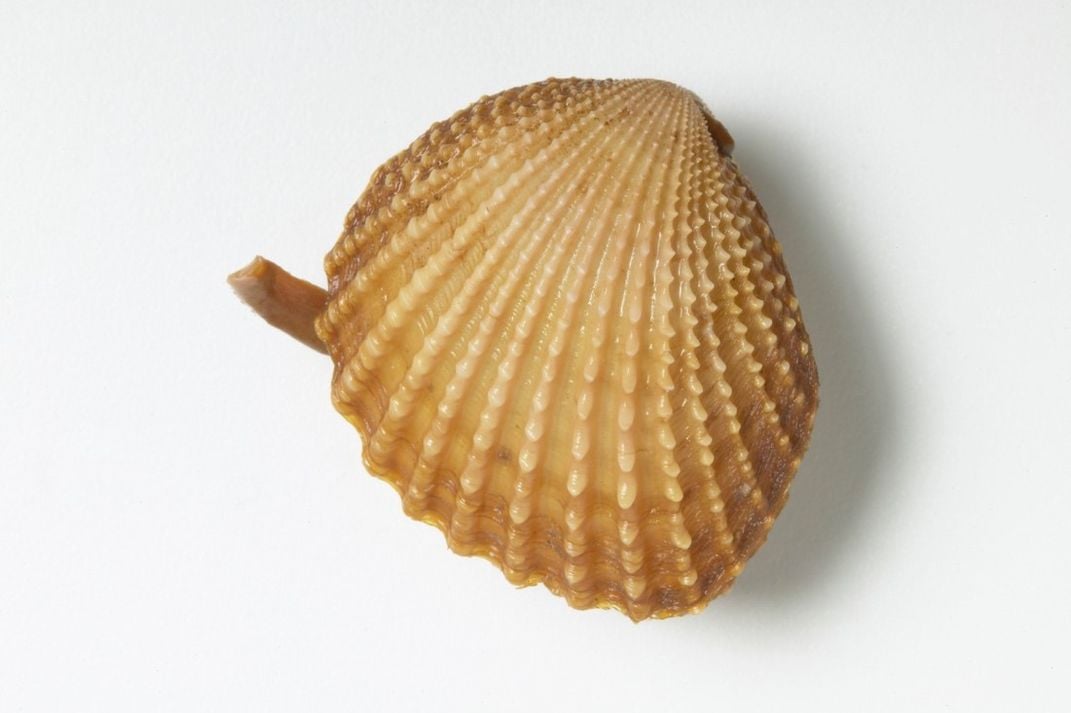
xmin=315 ymin=78 xmax=818 ymax=620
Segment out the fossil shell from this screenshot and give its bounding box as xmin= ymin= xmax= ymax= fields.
xmin=232 ymin=78 xmax=818 ymax=620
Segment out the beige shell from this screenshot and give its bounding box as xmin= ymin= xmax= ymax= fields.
xmin=230 ymin=78 xmax=819 ymax=620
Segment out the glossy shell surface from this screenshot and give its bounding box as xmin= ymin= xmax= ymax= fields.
xmin=316 ymin=78 xmax=818 ymax=620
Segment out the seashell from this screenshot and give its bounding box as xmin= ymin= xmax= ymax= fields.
xmin=229 ymin=78 xmax=819 ymax=620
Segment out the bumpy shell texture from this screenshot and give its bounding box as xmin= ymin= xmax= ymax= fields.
xmin=315 ymin=78 xmax=818 ymax=620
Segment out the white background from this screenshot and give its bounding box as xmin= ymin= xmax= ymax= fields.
xmin=3 ymin=1 xmax=1069 ymax=710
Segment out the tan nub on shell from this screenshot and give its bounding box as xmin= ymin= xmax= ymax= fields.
xmin=230 ymin=78 xmax=819 ymax=621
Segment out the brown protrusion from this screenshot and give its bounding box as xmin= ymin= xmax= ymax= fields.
xmin=228 ymin=256 xmax=329 ymax=354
